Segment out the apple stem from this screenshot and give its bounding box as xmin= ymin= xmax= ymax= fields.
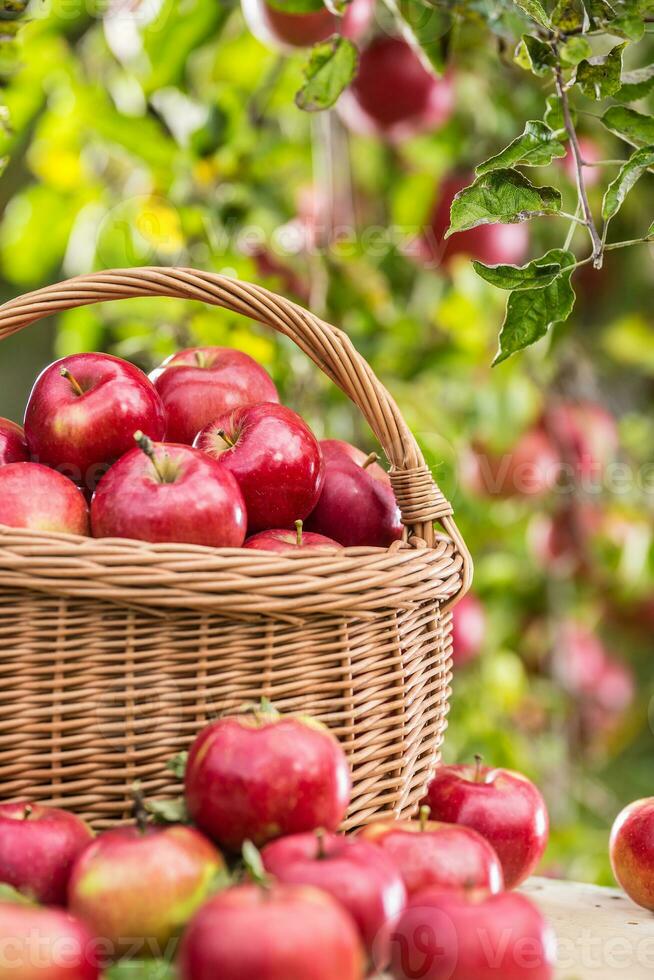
xmin=22 ymin=805 xmax=32 ymax=821
xmin=134 ymin=430 xmax=167 ymax=483
xmin=362 ymin=452 xmax=379 ymax=470
xmin=217 ymin=428 xmax=235 ymax=448
xmin=131 ymin=784 xmax=149 ymax=835
xmin=194 ymin=350 xmax=207 ymax=368
xmin=419 ymin=805 xmax=430 ymax=832
xmin=295 ymin=520 xmax=303 ymax=547
xmin=315 ymin=828 xmax=327 ymax=859
xmin=60 ymin=367 xmax=85 ymax=398
xmin=474 ymin=754 xmax=485 ymax=783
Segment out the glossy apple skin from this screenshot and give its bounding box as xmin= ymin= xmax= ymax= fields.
xmin=360 ymin=818 xmax=503 ymax=897
xmin=68 ymin=825 xmax=223 ymax=958
xmin=610 ymin=799 xmax=654 ymax=911
xmin=423 ymin=764 xmax=549 ymax=889
xmin=195 ymin=403 xmax=324 ymax=535
xmin=24 ymin=354 xmax=166 ymax=490
xmin=90 ymin=442 xmax=246 ymax=547
xmin=262 ymin=832 xmax=406 ymax=962
xmin=388 ymin=888 xmax=556 ymax=980
xmin=185 ymin=713 xmax=351 ymax=851
xmin=417 ymin=175 xmax=529 ymax=268
xmin=451 ymin=594 xmax=486 ymax=666
xmin=241 ymin=0 xmax=374 ymax=50
xmin=151 ymin=347 xmax=278 ymax=445
xmin=0 ymin=803 xmax=93 ymax=906
xmin=340 ymin=37 xmax=455 ymax=142
xmin=0 ymin=418 xmax=29 ymax=466
xmin=0 ymin=463 xmax=89 ymax=535
xmin=305 ymin=440 xmax=402 ymax=548
xmin=244 ymin=528 xmax=343 ymax=552
xmin=178 ymin=882 xmax=365 ymax=980
xmin=0 ymin=903 xmax=100 ymax=980
xmin=320 ymin=439 xmax=390 ymax=483
xmin=461 ymin=429 xmax=560 ymax=499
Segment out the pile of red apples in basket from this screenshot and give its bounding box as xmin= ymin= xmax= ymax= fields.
xmin=0 ymin=348 xmax=403 ymax=551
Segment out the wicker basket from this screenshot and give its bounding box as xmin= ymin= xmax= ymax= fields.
xmin=0 ymin=267 xmax=472 ymax=829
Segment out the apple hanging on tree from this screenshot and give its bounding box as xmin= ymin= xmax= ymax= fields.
xmin=241 ymin=0 xmax=374 ymax=50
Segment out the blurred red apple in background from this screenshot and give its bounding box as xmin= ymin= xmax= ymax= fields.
xmin=196 ymin=403 xmax=324 ymax=534
xmin=242 ymin=0 xmax=374 ymax=49
xmin=461 ymin=428 xmax=560 ymax=499
xmin=0 ymin=418 xmax=29 ymax=466
xmin=387 ymin=887 xmax=556 ymax=980
xmin=562 ymin=136 xmax=602 ymax=189
xmin=528 ymin=503 xmax=601 ymax=575
xmin=25 ymin=354 xmax=166 ymax=490
xmin=0 ymin=463 xmax=89 ymax=535
xmin=610 ymin=798 xmax=654 ymax=911
xmin=0 ymin=903 xmax=100 ymax=980
xmin=244 ymin=519 xmax=343 ymax=552
xmin=68 ymin=823 xmax=224 ymax=957
xmin=151 ymin=346 xmax=279 ymax=445
xmin=178 ymin=883 xmax=365 ymax=980
xmin=185 ymin=705 xmax=351 ymax=851
xmin=423 ymin=759 xmax=549 ymax=889
xmin=339 ymin=37 xmax=455 ymax=142
xmin=91 ymin=435 xmax=247 ymax=547
xmin=451 ymin=593 xmax=486 ymax=665
xmin=0 ymin=803 xmax=92 ymax=906
xmin=360 ymin=809 xmax=503 ymax=896
xmin=546 ymin=400 xmax=618 ymax=486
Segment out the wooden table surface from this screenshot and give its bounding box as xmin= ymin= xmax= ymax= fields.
xmin=523 ymin=877 xmax=654 ymax=979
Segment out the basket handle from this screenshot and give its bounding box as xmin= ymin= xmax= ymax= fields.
xmin=0 ymin=267 xmax=472 ymax=588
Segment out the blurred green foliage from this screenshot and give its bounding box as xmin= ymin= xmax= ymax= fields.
xmin=0 ymin=0 xmax=652 ymax=885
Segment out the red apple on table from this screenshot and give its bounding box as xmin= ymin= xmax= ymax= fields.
xmin=0 ymin=803 xmax=92 ymax=906
xmin=387 ymin=887 xmax=556 ymax=980
xmin=195 ymin=403 xmax=324 ymax=535
xmin=0 ymin=418 xmax=29 ymax=466
xmin=24 ymin=354 xmax=166 ymax=491
xmin=451 ymin=593 xmax=486 ymax=666
xmin=90 ymin=433 xmax=247 ymax=547
xmin=460 ymin=428 xmax=560 ymax=499
xmin=244 ymin=519 xmax=343 ymax=552
xmin=68 ymin=822 xmax=224 ymax=958
xmin=305 ymin=440 xmax=402 ymax=547
xmin=610 ymin=798 xmax=654 ymax=911
xmin=178 ymin=882 xmax=365 ymax=980
xmin=262 ymin=831 xmax=406 ymax=963
xmin=415 ymin=174 xmax=530 ymax=269
xmin=360 ymin=808 xmax=503 ymax=897
xmin=150 ymin=346 xmax=278 ymax=446
xmin=0 ymin=463 xmax=89 ymax=535
xmin=241 ymin=0 xmax=374 ymax=50
xmin=185 ymin=704 xmax=351 ymax=851
xmin=339 ymin=37 xmax=455 ymax=142
xmin=0 ymin=902 xmax=100 ymax=980
xmin=423 ymin=758 xmax=549 ymax=889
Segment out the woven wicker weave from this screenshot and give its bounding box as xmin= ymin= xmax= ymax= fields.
xmin=0 ymin=268 xmax=472 ymax=829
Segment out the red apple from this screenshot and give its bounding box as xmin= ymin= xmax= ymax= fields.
xmin=305 ymin=441 xmax=402 ymax=547
xmin=90 ymin=434 xmax=247 ymax=547
xmin=68 ymin=823 xmax=224 ymax=958
xmin=241 ymin=0 xmax=374 ymax=50
xmin=554 ymin=621 xmax=607 ymax=700
xmin=178 ymin=882 xmax=365 ymax=980
xmin=546 ymin=400 xmax=618 ymax=486
xmin=562 ymin=136 xmax=602 ymax=189
xmin=0 ymin=418 xmax=29 ymax=466
xmin=0 ymin=803 xmax=93 ymax=906
xmin=610 ymin=798 xmax=654 ymax=911
xmin=24 ymin=354 xmax=166 ymax=491
xmin=262 ymin=831 xmax=406 ymax=962
xmin=528 ymin=504 xmax=601 ymax=575
xmin=195 ymin=403 xmax=324 ymax=535
xmin=0 ymin=463 xmax=89 ymax=535
xmin=244 ymin=519 xmax=343 ymax=552
xmin=360 ymin=809 xmax=503 ymax=897
xmin=184 ymin=704 xmax=351 ymax=851
xmin=150 ymin=347 xmax=278 ymax=446
xmin=416 ymin=175 xmax=530 ymax=268
xmin=594 ymin=655 xmax=634 ymax=714
xmin=423 ymin=759 xmax=549 ymax=889
xmin=387 ymin=887 xmax=556 ymax=980
xmin=460 ymin=429 xmax=560 ymax=499
xmin=451 ymin=594 xmax=486 ymax=666
xmin=0 ymin=903 xmax=100 ymax=980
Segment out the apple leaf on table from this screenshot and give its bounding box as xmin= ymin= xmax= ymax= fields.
xmin=447 ymin=170 xmax=562 ymax=235
xmin=295 ymin=36 xmax=359 ymax=112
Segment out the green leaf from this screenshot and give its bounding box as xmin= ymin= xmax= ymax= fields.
xmin=649 ymin=219 xmax=654 ymax=235
xmin=575 ymin=43 xmax=626 ymax=100
xmin=141 ymin=0 xmax=228 ymax=95
xmin=512 ymin=0 xmax=551 ymax=25
xmin=560 ymin=37 xmax=593 ymax=66
xmin=105 ymin=961 xmax=177 ymax=980
xmin=601 ymin=105 xmax=654 ymax=146
xmin=473 ymin=255 xmax=563 ymax=290
xmin=552 ymin=0 xmax=586 ymax=29
xmin=493 ymin=250 xmax=577 ymax=365
xmin=394 ymin=0 xmax=452 ymax=75
xmin=295 ymin=37 xmax=358 ymax=112
xmin=447 ymin=170 xmax=562 ymax=236
xmin=242 ymin=840 xmax=270 ymax=885
xmin=616 ymin=64 xmax=654 ymax=101
xmin=582 ymin=0 xmax=615 ymax=27
xmin=476 ymin=121 xmax=567 ymax=175
xmin=145 ymin=798 xmax=189 ymax=824
xmin=166 ymin=752 xmax=188 ymax=780
xmin=515 ymin=35 xmax=556 ymax=76
xmin=267 ymin=0 xmax=326 ymax=11
xmin=0 ymin=884 xmax=32 ymax=906
xmin=602 ymin=145 xmax=654 ymax=220
xmin=609 ymin=12 xmax=645 ymax=38
xmin=544 ymin=94 xmax=572 ymax=135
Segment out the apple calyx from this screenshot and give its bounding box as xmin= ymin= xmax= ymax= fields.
xmin=362 ymin=452 xmax=379 ymax=470
xmin=134 ymin=430 xmax=179 ymax=484
xmin=22 ymin=805 xmax=33 ymax=821
xmin=419 ymin=804 xmax=431 ymax=832
xmin=60 ymin=366 xmax=85 ymax=398
xmin=295 ymin=520 xmax=303 ymax=547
